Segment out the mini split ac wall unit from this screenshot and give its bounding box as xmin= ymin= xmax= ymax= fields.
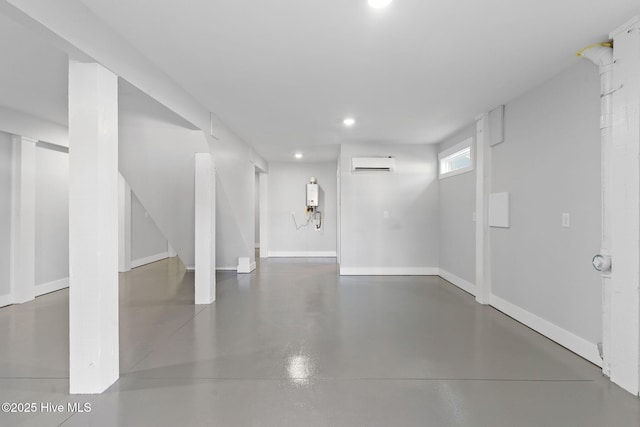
xmin=351 ymin=157 xmax=395 ymax=172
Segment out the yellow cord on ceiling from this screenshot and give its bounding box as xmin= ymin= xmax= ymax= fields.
xmin=576 ymin=42 xmax=613 ymax=57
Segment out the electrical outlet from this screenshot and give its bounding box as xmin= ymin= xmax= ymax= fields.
xmin=562 ymin=213 xmax=570 ymax=228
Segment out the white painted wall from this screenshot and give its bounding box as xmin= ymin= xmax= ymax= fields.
xmin=491 ymin=61 xmax=602 ymax=348
xmin=267 ymin=162 xmax=337 ymax=256
xmin=120 ymin=121 xmax=265 ymax=271
xmin=131 ymin=191 xmax=168 ymax=264
xmin=34 ymin=143 xmax=69 ymax=288
xmin=119 ymin=81 xmax=266 ymax=272
xmin=339 ymin=143 xmax=439 ymax=274
xmin=0 ymin=132 xmax=12 ymax=298
xmin=118 ymin=121 xmax=206 ymax=268
xmin=208 ymin=127 xmax=263 ymax=269
xmin=438 ymin=125 xmax=476 ymax=289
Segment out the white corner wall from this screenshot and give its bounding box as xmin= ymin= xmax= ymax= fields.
xmin=438 ymin=125 xmax=476 ymax=293
xmin=0 ymin=132 xmax=12 ymax=301
xmin=131 ymin=191 xmax=168 ymax=267
xmin=34 ymin=143 xmax=69 ymax=292
xmin=491 ymin=61 xmax=602 ymax=357
xmin=339 ymin=143 xmax=439 ymax=275
xmin=267 ymin=162 xmax=337 ymax=257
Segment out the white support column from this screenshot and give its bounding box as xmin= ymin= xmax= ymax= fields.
xmin=475 ymin=113 xmax=492 ymax=305
xmin=68 ymin=61 xmax=119 ymax=394
xmin=9 ymin=135 xmax=37 ymax=304
xmin=608 ymin=17 xmax=640 ymax=396
xmin=118 ymin=174 xmax=131 ymax=273
xmin=259 ymin=173 xmax=269 ymax=258
xmin=194 ymin=153 xmax=216 ymax=304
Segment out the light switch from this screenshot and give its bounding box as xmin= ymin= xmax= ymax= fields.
xmin=562 ymin=213 xmax=570 ymax=228
xmin=383 ymin=211 xmax=389 ymax=219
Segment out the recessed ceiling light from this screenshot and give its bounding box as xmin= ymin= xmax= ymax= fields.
xmin=343 ymin=117 xmax=356 ymax=127
xmin=295 ymin=153 xmax=303 ymax=159
xmin=368 ymin=0 xmax=393 ymax=9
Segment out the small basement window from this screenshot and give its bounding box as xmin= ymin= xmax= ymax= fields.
xmin=439 ymin=137 xmax=473 ymax=179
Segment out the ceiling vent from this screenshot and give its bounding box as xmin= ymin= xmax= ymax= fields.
xmin=351 ymin=157 xmax=395 ymax=172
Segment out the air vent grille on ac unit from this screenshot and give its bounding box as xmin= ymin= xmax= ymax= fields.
xmin=351 ymin=157 xmax=395 ymax=172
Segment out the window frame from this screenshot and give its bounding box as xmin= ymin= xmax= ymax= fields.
xmin=438 ymin=137 xmax=474 ymax=179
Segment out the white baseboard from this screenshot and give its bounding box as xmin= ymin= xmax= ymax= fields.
xmin=268 ymin=251 xmax=337 ymax=258
xmin=490 ymin=294 xmax=602 ymax=367
xmin=35 ymin=278 xmax=69 ymax=296
xmin=131 ymin=252 xmax=169 ymax=269
xmin=192 ymin=266 xmax=240 ymax=273
xmin=438 ymin=269 xmax=476 ymax=296
xmin=237 ymin=261 xmax=257 ymax=274
xmin=0 ymin=293 xmax=12 ymax=308
xmin=340 ymin=267 xmax=439 ymax=276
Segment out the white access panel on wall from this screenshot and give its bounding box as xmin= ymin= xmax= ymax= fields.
xmin=489 ymin=192 xmax=510 ymax=228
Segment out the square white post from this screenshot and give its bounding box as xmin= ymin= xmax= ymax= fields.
xmin=475 ymin=113 xmax=492 ymax=305
xmin=259 ymin=173 xmax=269 ymax=258
xmin=608 ymin=18 xmax=640 ymax=396
xmin=10 ymin=136 xmax=37 ymax=304
xmin=118 ymin=173 xmax=131 ymax=273
xmin=194 ymin=153 xmax=216 ymax=304
xmin=68 ymin=61 xmax=119 ymax=394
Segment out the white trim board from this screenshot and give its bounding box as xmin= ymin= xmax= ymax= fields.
xmin=131 ymin=252 xmax=169 ymax=269
xmin=268 ymin=251 xmax=337 ymax=258
xmin=490 ymin=294 xmax=602 ymax=367
xmin=438 ymin=269 xmax=476 ymax=296
xmin=0 ymin=278 xmax=70 ymax=308
xmin=216 ymin=267 xmax=237 ymax=271
xmin=36 ymin=278 xmax=69 ymax=296
xmin=340 ymin=267 xmax=439 ymax=276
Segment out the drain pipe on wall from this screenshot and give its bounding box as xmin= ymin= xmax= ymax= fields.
xmin=577 ymin=42 xmax=613 ymax=376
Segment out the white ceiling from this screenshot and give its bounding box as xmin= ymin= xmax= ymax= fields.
xmin=0 ymin=12 xmax=68 ymax=126
xmin=0 ymin=11 xmax=195 ymax=135
xmin=77 ymin=0 xmax=639 ymax=162
xmin=118 ymin=79 xmax=199 ymax=130
xmin=2 ymin=1 xmax=639 ymax=162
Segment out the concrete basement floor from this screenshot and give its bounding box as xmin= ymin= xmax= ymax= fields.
xmin=0 ymin=257 xmax=639 ymax=426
